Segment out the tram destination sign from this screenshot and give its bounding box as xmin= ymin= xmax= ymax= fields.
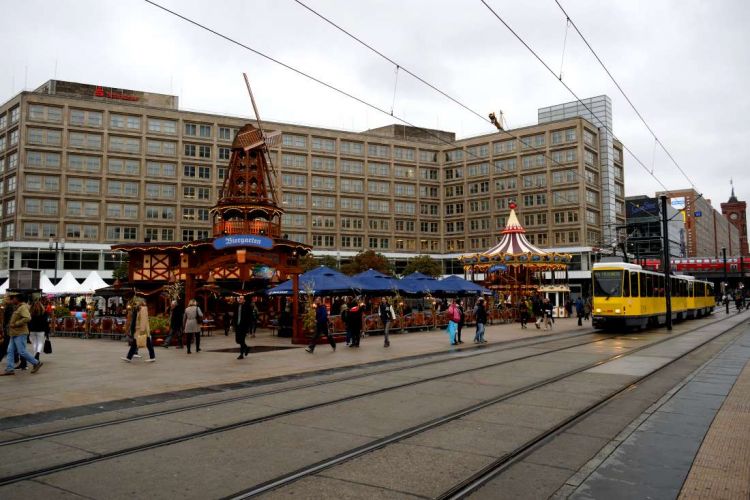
xmin=213 ymin=234 xmax=274 ymax=250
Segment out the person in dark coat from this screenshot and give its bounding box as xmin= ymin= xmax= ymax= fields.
xmin=378 ymin=298 xmax=394 ymax=348
xmin=234 ymin=296 xmax=251 ymax=359
xmin=305 ymin=298 xmax=336 ymax=353
xmin=456 ymin=300 xmax=465 ymax=344
xmin=346 ymin=299 xmax=364 ymax=348
xmin=575 ymin=297 xmax=585 ymax=326
xmin=473 ymin=298 xmax=488 ymax=343
xmin=163 ymin=300 xmax=184 ymax=348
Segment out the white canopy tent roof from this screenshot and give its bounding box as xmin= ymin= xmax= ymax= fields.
xmin=52 ymin=272 xmax=88 ymax=295
xmin=0 ymin=279 xmax=7 ymax=295
xmin=80 ymin=271 xmax=109 ymax=293
xmin=40 ymin=274 xmax=56 ymax=294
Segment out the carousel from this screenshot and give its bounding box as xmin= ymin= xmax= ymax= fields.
xmin=460 ymin=202 xmax=572 ymax=312
xmin=113 ymin=77 xmax=311 ymax=340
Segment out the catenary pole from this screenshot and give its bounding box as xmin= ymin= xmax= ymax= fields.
xmin=660 ymin=195 xmax=672 ymax=331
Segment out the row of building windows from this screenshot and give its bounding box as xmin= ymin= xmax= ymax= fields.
xmin=28 ymin=104 xmax=241 ymax=141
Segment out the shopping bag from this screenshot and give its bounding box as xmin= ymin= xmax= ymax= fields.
xmin=43 ymin=338 xmax=52 ymax=354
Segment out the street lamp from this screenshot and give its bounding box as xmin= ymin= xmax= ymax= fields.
xmin=48 ymin=235 xmax=65 ymax=283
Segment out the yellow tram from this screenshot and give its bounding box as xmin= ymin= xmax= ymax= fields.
xmin=591 ymin=262 xmax=715 ymax=329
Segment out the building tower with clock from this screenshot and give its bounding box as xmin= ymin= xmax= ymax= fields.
xmin=721 ymin=181 xmax=749 ymax=256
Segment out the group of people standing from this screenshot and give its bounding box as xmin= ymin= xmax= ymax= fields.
xmin=446 ymin=298 xmax=488 ymax=344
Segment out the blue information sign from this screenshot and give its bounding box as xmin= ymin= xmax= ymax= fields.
xmin=694 ymin=211 xmax=702 ymax=217
xmin=213 ymin=234 xmax=274 ymax=250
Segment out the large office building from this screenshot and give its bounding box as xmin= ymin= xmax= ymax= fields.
xmin=0 ymin=79 xmax=626 ymax=279
xmin=625 ymin=195 xmax=685 ymax=260
xmin=657 ymin=189 xmax=741 ymax=258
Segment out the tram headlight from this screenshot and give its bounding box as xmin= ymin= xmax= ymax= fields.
xmin=615 ymin=309 xmax=621 ymax=314
xmin=596 ymin=308 xmax=602 ymax=313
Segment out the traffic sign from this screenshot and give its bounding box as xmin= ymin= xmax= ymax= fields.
xmin=694 ymin=211 xmax=702 ymax=217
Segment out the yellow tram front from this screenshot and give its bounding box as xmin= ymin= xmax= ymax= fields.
xmin=592 ymin=262 xmax=714 ymax=330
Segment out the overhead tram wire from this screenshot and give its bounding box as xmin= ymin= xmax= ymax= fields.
xmin=144 ymin=0 xmax=620 ymax=229
xmin=553 ymin=0 xmax=699 ymax=192
xmin=479 ymin=0 xmax=674 ymax=197
xmin=288 ymin=0 xmax=622 ymax=227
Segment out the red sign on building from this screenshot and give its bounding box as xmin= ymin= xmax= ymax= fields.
xmin=93 ymin=86 xmax=139 ymax=102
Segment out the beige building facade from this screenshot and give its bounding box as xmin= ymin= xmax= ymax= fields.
xmin=657 ymin=189 xmax=741 ymax=258
xmin=0 ymin=80 xmax=625 ymax=278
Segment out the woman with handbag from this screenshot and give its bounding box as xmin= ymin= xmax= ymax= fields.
xmin=28 ymin=299 xmax=50 ymax=361
xmin=183 ymin=299 xmax=203 ymax=354
xmin=122 ymin=299 xmax=155 ymax=362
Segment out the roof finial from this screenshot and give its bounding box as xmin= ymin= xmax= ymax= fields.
xmin=729 ymin=178 xmax=738 ymax=202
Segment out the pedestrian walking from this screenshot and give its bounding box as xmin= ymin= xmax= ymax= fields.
xmin=183 ymin=299 xmax=203 ymax=354
xmin=447 ymin=299 xmax=460 ymax=345
xmin=223 ymin=309 xmax=232 ymax=336
xmin=584 ymin=297 xmax=592 ymax=321
xmin=519 ymin=299 xmax=529 ymax=329
xmin=249 ymin=302 xmax=259 ymax=338
xmin=234 ymin=296 xmax=251 ymax=359
xmin=1 ymin=294 xmax=43 ymax=375
xmin=305 ymin=298 xmax=336 ymax=353
xmin=0 ymin=295 xmax=16 ymax=365
xmin=122 ymin=298 xmax=155 ymax=362
xmin=575 ymin=296 xmax=585 ymax=326
xmin=378 ymin=298 xmax=395 ymax=348
xmin=543 ymin=298 xmax=554 ymax=329
xmin=456 ymin=300 xmax=465 ymax=344
xmin=473 ymin=298 xmax=487 ymax=343
xmin=347 ymin=299 xmax=364 ymax=348
xmin=163 ymin=300 xmax=184 ymax=349
xmin=533 ymin=295 xmax=544 ymax=329
xmin=28 ymin=299 xmax=49 ymax=361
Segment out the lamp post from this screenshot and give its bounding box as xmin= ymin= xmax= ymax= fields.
xmin=48 ymin=235 xmax=65 ymax=284
xmin=722 ymin=247 xmax=729 ymax=313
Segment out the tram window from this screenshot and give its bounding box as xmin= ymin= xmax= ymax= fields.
xmin=657 ymin=275 xmax=665 ymax=297
xmin=623 ymin=271 xmax=630 ymax=297
xmin=631 ymin=272 xmax=639 ymax=297
xmin=641 ymin=274 xmax=653 ymax=297
xmin=688 ymin=282 xmax=694 ymax=298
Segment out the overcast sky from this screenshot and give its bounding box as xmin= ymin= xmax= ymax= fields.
xmin=1 ymin=0 xmax=748 ymax=211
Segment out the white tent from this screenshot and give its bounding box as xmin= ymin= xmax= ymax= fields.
xmin=40 ymin=274 xmax=56 ymax=294
xmin=52 ymin=272 xmax=87 ymax=295
xmin=80 ymin=271 xmax=109 ymax=293
xmin=0 ymin=279 xmax=7 ymax=295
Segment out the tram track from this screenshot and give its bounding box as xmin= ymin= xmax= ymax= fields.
xmin=0 ymin=330 xmax=623 ymax=487
xmin=437 ymin=321 xmax=747 ymax=499
xmin=215 ymin=314 xmax=742 ymax=498
xmin=0 ymin=328 xmax=606 ymax=448
xmin=0 ymin=314 xmax=733 ymax=492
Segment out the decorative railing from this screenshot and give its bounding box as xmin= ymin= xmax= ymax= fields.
xmin=213 ymin=220 xmax=280 ymax=238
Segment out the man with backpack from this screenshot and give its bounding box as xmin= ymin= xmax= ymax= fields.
xmin=447 ymin=299 xmax=461 ymax=345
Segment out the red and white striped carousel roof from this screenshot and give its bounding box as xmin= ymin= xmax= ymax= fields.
xmin=484 ymin=205 xmax=549 ymax=257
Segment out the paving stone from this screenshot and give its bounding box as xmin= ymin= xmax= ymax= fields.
xmin=321 ymin=443 xmax=494 ymax=498
xmin=402 ymin=419 xmax=540 ymax=458
xmin=46 ymin=416 xmax=207 ymax=454
xmin=523 ymin=432 xmax=610 ymax=471
xmin=0 ymin=438 xmax=95 ymax=479
xmin=463 ymin=402 xmax=573 ymax=430
xmin=0 ymin=480 xmax=91 ymax=499
xmin=469 ymin=461 xmax=575 ymax=500
xmin=34 ymin=421 xmax=373 ymax=500
xmin=262 ymin=475 xmax=422 ymax=499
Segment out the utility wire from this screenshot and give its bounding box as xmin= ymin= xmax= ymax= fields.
xmin=290 ymin=0 xmax=621 ymax=227
xmin=479 ymin=0 xmax=673 ymax=196
xmin=553 ymin=0 xmax=699 ymax=191
xmin=145 ymin=0 xmax=619 ymax=228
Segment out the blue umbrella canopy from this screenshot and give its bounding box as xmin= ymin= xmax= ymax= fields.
xmin=352 ymin=269 xmax=405 ymax=294
xmin=400 ymin=272 xmax=453 ymax=295
xmin=267 ymin=266 xmax=360 ymax=296
xmin=440 ymin=275 xmax=492 ymax=296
